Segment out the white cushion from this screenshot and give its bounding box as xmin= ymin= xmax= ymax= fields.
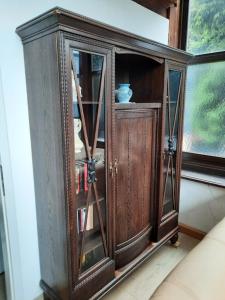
xmin=151 ymin=218 xmax=225 ymax=300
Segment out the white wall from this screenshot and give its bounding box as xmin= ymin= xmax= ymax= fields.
xmin=0 ymin=71 xmax=23 ymax=300
xmin=179 ymin=179 xmax=225 ymax=233
xmin=0 ymin=1 xmax=168 ymax=299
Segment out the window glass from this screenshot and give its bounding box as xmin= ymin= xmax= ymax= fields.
xmin=187 ymin=0 xmax=225 ymax=54
xmin=183 ymin=62 xmax=225 ymax=157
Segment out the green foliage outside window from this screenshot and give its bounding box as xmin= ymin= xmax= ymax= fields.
xmin=184 ymin=0 xmax=225 ymax=157
xmin=185 ymin=63 xmax=225 ymax=155
xmin=187 ymin=0 xmax=225 ymax=54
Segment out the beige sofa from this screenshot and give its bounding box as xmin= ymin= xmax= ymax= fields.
xmin=151 ymin=217 xmax=225 ymax=300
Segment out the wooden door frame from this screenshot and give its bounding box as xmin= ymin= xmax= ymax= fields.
xmin=61 ymin=33 xmax=115 ymax=292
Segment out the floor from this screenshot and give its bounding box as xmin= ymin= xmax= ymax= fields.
xmin=0 ymin=273 xmax=6 ymax=300
xmin=102 ymin=233 xmax=199 ymax=300
xmin=36 ymin=233 xmax=199 ymax=300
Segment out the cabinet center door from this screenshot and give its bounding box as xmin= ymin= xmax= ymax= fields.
xmin=114 ymin=108 xmax=157 ymax=267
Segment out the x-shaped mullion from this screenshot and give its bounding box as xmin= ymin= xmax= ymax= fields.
xmin=72 ymin=59 xmax=91 ymax=160
xmin=162 ymin=72 xmax=182 ymax=216
xmin=171 ymin=73 xmax=182 ymax=138
xmin=72 ymin=56 xmax=108 ymax=270
xmin=162 ymin=156 xmax=176 ymax=216
xmin=93 ymin=182 xmax=108 ymax=256
xmin=167 ymin=78 xmax=173 ymax=140
xmin=92 ymin=59 xmax=106 ymax=157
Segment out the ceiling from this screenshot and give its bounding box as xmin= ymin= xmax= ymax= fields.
xmin=132 ymin=0 xmax=177 ymax=18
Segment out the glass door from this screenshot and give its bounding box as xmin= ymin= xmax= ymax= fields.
xmin=162 ymin=67 xmax=183 ymax=216
xmin=71 ymin=48 xmax=108 ymax=274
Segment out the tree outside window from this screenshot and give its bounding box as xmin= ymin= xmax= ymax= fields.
xmin=183 ymin=0 xmax=225 ymax=158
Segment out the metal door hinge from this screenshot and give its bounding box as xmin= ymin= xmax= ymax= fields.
xmin=0 ymin=165 xmax=5 ymax=196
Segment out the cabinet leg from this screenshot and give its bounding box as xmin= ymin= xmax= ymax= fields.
xmin=170 ymin=233 xmax=180 ymax=248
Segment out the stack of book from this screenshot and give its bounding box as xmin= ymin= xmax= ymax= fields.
xmin=77 ymin=204 xmax=94 ymax=233
xmin=75 ymin=161 xmax=88 ymax=195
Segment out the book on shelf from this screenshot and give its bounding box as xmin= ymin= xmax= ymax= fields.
xmin=77 ymin=204 xmax=94 ymax=233
xmin=75 ymin=161 xmax=88 ymax=195
xmin=80 ymin=238 xmax=104 ymax=272
xmin=75 ymin=167 xmax=80 ymax=194
xmin=86 ymin=204 xmax=94 ymax=230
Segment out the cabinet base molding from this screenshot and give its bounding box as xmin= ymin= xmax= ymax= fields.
xmin=41 ymin=229 xmax=178 ymax=299
xmin=179 ymin=223 xmax=206 ymax=240
xmin=93 ymin=229 xmax=179 ymax=299
xmin=74 ymin=260 xmax=115 ymax=300
xmin=154 ymin=213 xmax=178 ymax=241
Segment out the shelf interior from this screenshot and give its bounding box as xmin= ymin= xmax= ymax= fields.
xmin=115 ymin=53 xmax=165 ymax=104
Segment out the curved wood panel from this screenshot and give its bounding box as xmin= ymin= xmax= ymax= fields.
xmin=115 ymin=227 xmax=151 ymax=268
xmin=114 ymin=108 xmax=158 ymax=267
xmin=114 ymin=47 xmax=164 ymax=64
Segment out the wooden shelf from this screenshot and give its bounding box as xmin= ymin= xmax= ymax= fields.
xmin=166 ymin=101 xmax=177 ymax=104
xmin=77 ymin=194 xmax=105 ymax=209
xmin=114 ymin=102 xmax=161 ymax=110
xmin=83 ymin=232 xmax=103 ymax=254
xmin=81 ymin=101 xmax=99 ymax=104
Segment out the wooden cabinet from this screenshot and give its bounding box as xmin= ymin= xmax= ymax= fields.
xmin=16 ymin=7 xmax=191 ymax=300
xmin=114 ymin=105 xmax=159 ymax=268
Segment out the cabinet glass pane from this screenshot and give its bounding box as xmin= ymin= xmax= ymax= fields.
xmin=71 ymin=49 xmax=108 ymax=274
xmin=163 ymin=70 xmax=182 ymax=216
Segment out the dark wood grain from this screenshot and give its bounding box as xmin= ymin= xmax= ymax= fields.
xmin=63 ymin=39 xmax=115 ymax=295
xmin=183 ymin=152 xmax=225 ymax=177
xmin=179 ymin=0 xmax=190 ymax=50
xmin=132 ymin=0 xmax=177 ymax=17
xmin=157 ymin=213 xmax=179 ymax=240
xmin=17 ymin=8 xmax=188 ymax=299
xmin=73 ymin=260 xmax=115 ymax=300
xmin=153 ymin=61 xmax=186 ymax=242
xmin=24 ymin=33 xmax=70 ymax=300
xmin=16 ymin=7 xmax=193 ymax=64
xmin=114 ymin=107 xmax=158 ymax=267
xmin=114 ymin=103 xmax=161 ymax=110
xmin=168 ymin=0 xmax=182 ymax=48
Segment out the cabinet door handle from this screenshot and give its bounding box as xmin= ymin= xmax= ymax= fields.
xmin=109 ymin=162 xmax=114 ymax=178
xmin=114 ymin=159 xmax=118 ymax=175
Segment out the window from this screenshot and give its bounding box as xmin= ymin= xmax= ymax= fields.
xmin=182 ymin=0 xmax=225 ymax=176
xmin=186 ymin=0 xmax=225 ymax=55
xmin=183 ymin=61 xmax=225 ymax=158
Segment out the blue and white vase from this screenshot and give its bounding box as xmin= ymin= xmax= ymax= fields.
xmin=115 ymin=83 xmax=133 ymax=103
